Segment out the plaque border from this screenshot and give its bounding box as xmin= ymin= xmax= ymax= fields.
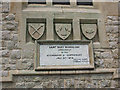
xmin=35 ymin=40 xmax=94 ymax=70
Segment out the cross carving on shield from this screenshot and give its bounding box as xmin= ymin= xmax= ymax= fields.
xmin=28 ymin=23 xmax=45 ymax=40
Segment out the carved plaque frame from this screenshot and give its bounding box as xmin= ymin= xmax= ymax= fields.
xmin=35 ymin=40 xmax=94 ymax=70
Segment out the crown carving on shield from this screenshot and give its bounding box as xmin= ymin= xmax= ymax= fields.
xmin=28 ymin=23 xmax=45 ymax=40
xmin=55 ymin=24 xmax=71 ymax=40
xmin=81 ymin=24 xmax=97 ymax=40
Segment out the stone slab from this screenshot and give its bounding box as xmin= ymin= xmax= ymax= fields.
xmin=40 ymin=44 xmax=89 ymax=66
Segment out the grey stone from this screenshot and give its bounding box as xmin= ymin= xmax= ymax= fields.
xmin=112 ymin=16 xmax=118 ymax=21
xmin=2 ymin=2 xmax=9 ymax=13
xmin=33 ymin=77 xmax=42 ymax=82
xmin=99 ymin=80 xmax=110 ymax=87
xmin=4 ymin=64 xmax=16 ymax=70
xmin=6 ymin=41 xmax=15 ymax=50
xmin=10 ymin=50 xmax=21 ymax=59
xmin=112 ymin=49 xmax=118 ymax=59
xmin=94 ymin=52 xmax=101 ymax=58
xmin=22 ymin=42 xmax=35 ymax=59
xmin=112 ymin=21 xmax=119 ymax=25
xmin=0 ymin=40 xmax=6 ymax=47
xmin=108 ymin=34 xmax=118 ymax=41
xmin=22 ymin=49 xmax=34 ymax=59
xmin=25 ymin=82 xmax=35 ymax=88
xmin=75 ymin=80 xmax=85 ymax=88
xmin=1 ymin=58 xmax=9 ymax=64
xmin=107 ymin=16 xmax=113 ymax=20
xmin=16 ymin=82 xmax=25 ymax=88
xmin=41 ymin=81 xmax=53 ymax=88
xmin=93 ymin=42 xmax=101 ymax=49
xmin=5 ymin=21 xmax=18 ymax=30
xmin=104 ymin=59 xmax=116 ymax=68
xmin=2 ymin=31 xmax=11 ymax=40
xmin=16 ymin=60 xmax=28 ymax=70
xmin=5 ymin=14 xmax=15 ymax=21
xmin=14 ymin=42 xmax=21 ymax=49
xmin=1 ymin=50 xmax=10 ymax=57
xmin=9 ymin=59 xmax=17 ymax=64
xmin=16 ymin=61 xmax=23 ymax=70
xmin=113 ymin=26 xmax=119 ymax=33
xmin=64 ymin=79 xmax=75 ymax=88
xmin=95 ymin=59 xmax=104 ymax=68
xmin=11 ymin=34 xmax=18 ymax=41
xmin=109 ymin=42 xmax=118 ymax=48
xmin=33 ymin=85 xmax=43 ymax=88
xmin=107 ymin=20 xmax=113 ymax=25
xmin=1 ymin=71 xmax=8 ymax=77
xmin=101 ymin=52 xmax=112 ymax=59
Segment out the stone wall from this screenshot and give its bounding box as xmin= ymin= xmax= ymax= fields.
xmin=0 ymin=1 xmax=120 ymax=88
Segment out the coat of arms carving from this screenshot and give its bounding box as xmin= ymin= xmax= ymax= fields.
xmin=28 ymin=23 xmax=45 ymax=40
xmin=55 ymin=24 xmax=71 ymax=40
xmin=81 ymin=24 xmax=97 ymax=40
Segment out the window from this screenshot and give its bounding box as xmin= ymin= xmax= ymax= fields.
xmin=77 ymin=0 xmax=93 ymax=6
xmin=28 ymin=0 xmax=93 ymax=6
xmin=53 ymin=0 xmax=70 ymax=5
xmin=28 ymin=0 xmax=46 ymax=4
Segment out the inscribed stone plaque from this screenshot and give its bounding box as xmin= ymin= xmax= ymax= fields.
xmin=40 ymin=44 xmax=89 ymax=66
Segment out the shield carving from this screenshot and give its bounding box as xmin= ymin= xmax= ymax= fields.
xmin=28 ymin=23 xmax=45 ymax=40
xmin=55 ymin=24 xmax=71 ymax=40
xmin=81 ymin=24 xmax=97 ymax=40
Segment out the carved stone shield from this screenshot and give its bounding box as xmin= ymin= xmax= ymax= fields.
xmin=81 ymin=24 xmax=97 ymax=40
xmin=55 ymin=24 xmax=71 ymax=40
xmin=28 ymin=23 xmax=45 ymax=40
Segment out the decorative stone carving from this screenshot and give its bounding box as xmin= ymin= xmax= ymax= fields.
xmin=81 ymin=24 xmax=97 ymax=40
xmin=28 ymin=23 xmax=45 ymax=40
xmin=55 ymin=24 xmax=71 ymax=40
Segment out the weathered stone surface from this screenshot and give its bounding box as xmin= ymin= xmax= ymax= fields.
xmin=11 ymin=34 xmax=18 ymax=41
xmin=1 ymin=40 xmax=7 ymax=47
xmin=1 ymin=0 xmax=119 ymax=88
xmin=16 ymin=82 xmax=25 ymax=88
xmin=9 ymin=59 xmax=17 ymax=64
xmin=10 ymin=50 xmax=21 ymax=59
xmin=2 ymin=31 xmax=11 ymax=40
xmin=1 ymin=50 xmax=10 ymax=57
xmin=16 ymin=59 xmax=33 ymax=70
xmin=2 ymin=2 xmax=9 ymax=13
xmin=112 ymin=26 xmax=119 ymax=33
xmin=1 ymin=58 xmax=9 ymax=64
xmin=16 ymin=60 xmax=23 ymax=70
xmin=0 ymin=71 xmax=8 ymax=77
xmin=93 ymin=42 xmax=101 ymax=49
xmin=6 ymin=41 xmax=15 ymax=50
xmin=112 ymin=49 xmax=118 ymax=59
xmin=103 ymin=59 xmax=114 ymax=68
xmin=5 ymin=14 xmax=15 ymax=21
xmin=75 ymin=79 xmax=85 ymax=88
xmin=95 ymin=59 xmax=104 ymax=68
xmin=94 ymin=52 xmax=101 ymax=58
xmin=109 ymin=41 xmax=118 ymax=48
xmin=4 ymin=64 xmax=16 ymax=70
xmin=25 ymin=82 xmax=35 ymax=88
xmin=101 ymin=52 xmax=112 ymax=59
xmin=99 ymin=80 xmax=111 ymax=88
xmin=64 ymin=79 xmax=75 ymax=88
xmin=22 ymin=43 xmax=35 ymax=59
xmin=107 ymin=33 xmax=118 ymax=41
xmin=5 ymin=21 xmax=18 ymax=30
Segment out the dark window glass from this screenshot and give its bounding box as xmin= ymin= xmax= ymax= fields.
xmin=77 ymin=0 xmax=93 ymax=5
xmin=28 ymin=0 xmax=46 ymax=4
xmin=53 ymin=0 xmax=70 ymax=5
